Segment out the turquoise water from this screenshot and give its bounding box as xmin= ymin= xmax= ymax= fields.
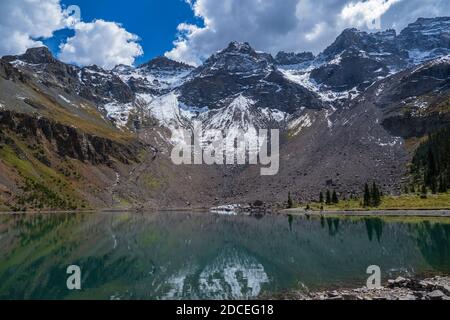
xmin=0 ymin=212 xmax=449 ymax=300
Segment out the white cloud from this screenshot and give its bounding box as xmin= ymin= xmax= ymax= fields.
xmin=1 ymin=0 xmax=448 ymax=68
xmin=340 ymin=0 xmax=403 ymax=28
xmin=166 ymin=0 xmax=450 ymax=65
xmin=0 ymin=0 xmax=68 ymax=56
xmin=59 ymin=20 xmax=143 ymax=69
xmin=0 ymin=1 xmax=142 ymax=69
xmin=305 ymin=23 xmax=327 ymax=41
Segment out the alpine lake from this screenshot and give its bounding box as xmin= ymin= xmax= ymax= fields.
xmin=0 ymin=211 xmax=449 ymax=300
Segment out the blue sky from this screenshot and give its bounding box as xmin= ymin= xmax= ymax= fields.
xmin=1 ymin=0 xmax=449 ymax=68
xmin=53 ymin=0 xmax=201 ymax=65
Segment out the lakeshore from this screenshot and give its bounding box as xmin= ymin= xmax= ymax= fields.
xmin=282 ymin=208 xmax=450 ymax=217
xmin=272 ymin=276 xmax=450 ymax=301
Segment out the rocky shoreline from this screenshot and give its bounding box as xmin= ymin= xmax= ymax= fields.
xmin=275 ymin=276 xmax=450 ymax=300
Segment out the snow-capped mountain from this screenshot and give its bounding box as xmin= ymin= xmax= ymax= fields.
xmin=309 ymin=28 xmax=406 ymax=92
xmin=280 ymin=17 xmax=450 ymax=98
xmin=398 ymin=17 xmax=450 ymax=63
xmin=112 ymin=41 xmax=325 ymax=141
xmin=113 ymin=56 xmax=194 ymax=95
xmin=5 ymin=17 xmax=447 ymax=139
xmin=0 ymin=16 xmax=449 ymax=209
xmin=176 ymin=41 xmax=324 ymax=114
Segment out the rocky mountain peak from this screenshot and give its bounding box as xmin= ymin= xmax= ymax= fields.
xmin=373 ymin=29 xmax=397 ymax=41
xmin=403 ymin=16 xmax=450 ymax=33
xmin=112 ymin=64 xmax=134 ymax=74
xmin=178 ymin=39 xmax=323 ymax=113
xmin=3 ymin=46 xmax=57 ymax=65
xmin=322 ymin=27 xmax=400 ymax=59
xmin=139 ymin=56 xmax=194 ymax=72
xmin=322 ymin=28 xmax=366 ymax=56
xmin=398 ymin=16 xmax=450 ymax=52
xmin=212 ymin=41 xmax=274 ymax=63
xmin=84 ymin=64 xmax=109 ymax=73
xmin=223 ymin=41 xmax=256 ymax=55
xmin=24 ymin=47 xmax=56 ymax=63
xmin=194 ymin=41 xmax=274 ymax=78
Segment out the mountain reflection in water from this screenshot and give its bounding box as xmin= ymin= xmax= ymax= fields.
xmin=0 ymin=212 xmax=449 ymax=300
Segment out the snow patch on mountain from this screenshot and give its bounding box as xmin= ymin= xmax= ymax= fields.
xmin=411 ymin=100 xmax=429 ymax=117
xmin=328 ymin=53 xmax=343 ymax=65
xmin=200 ymin=95 xmax=289 ymax=149
xmin=288 ymin=113 xmax=312 ymax=136
xmin=428 ymin=54 xmax=450 ymax=66
xmin=103 ymin=101 xmax=135 ymax=128
xmin=116 ymin=67 xmax=192 ymax=92
xmin=139 ymin=93 xmax=287 ymax=148
xmin=375 ymin=136 xmax=403 ymax=148
xmin=279 ymin=66 xmax=359 ymax=102
xmin=140 ymin=92 xmax=197 ymax=128
xmin=201 ymin=95 xmax=257 ymax=132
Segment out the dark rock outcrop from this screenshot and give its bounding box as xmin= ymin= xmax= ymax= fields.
xmin=139 ymin=56 xmax=194 ymax=72
xmin=398 ymin=17 xmax=450 ymax=53
xmin=0 ymin=111 xmax=141 ymax=165
xmin=3 ymin=47 xmax=57 ymax=65
xmin=3 ymin=47 xmax=135 ymax=106
xmin=0 ymin=59 xmax=29 ymax=83
xmin=365 ymin=57 xmax=450 ymax=138
xmin=80 ymin=65 xmax=135 ymax=104
xmin=310 ymin=18 xmax=450 ymax=92
xmin=311 ymin=28 xmax=407 ymax=91
xmin=275 ymin=51 xmax=314 ymax=65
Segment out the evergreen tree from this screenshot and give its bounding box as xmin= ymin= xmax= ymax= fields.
xmin=421 ymin=185 xmax=428 ymax=199
xmin=332 ymin=190 xmax=339 ymax=204
xmin=370 ymin=182 xmax=376 ymax=206
xmin=439 ymin=176 xmax=447 ymax=193
xmin=363 ymin=183 xmax=370 ymax=207
xmin=319 ymin=192 xmax=324 ymax=203
xmin=371 ymin=182 xmax=381 ymax=207
xmin=326 ymin=190 xmax=332 ymax=205
xmin=287 ymin=192 xmax=293 ymax=209
xmin=431 ymin=176 xmax=438 ymax=194
xmin=426 ymin=148 xmax=437 ymax=186
xmin=412 ymin=127 xmax=450 ymax=193
xmin=375 ymin=186 xmax=381 ymax=206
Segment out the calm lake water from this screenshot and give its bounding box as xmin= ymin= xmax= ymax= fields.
xmin=0 ymin=211 xmax=449 ymax=300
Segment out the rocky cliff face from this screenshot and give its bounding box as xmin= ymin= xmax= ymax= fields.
xmin=0 ymin=109 xmax=147 ymax=211
xmin=275 ymin=51 xmax=315 ymax=66
xmin=0 ymin=110 xmax=141 ymax=164
xmin=367 ymin=56 xmax=450 ymax=138
xmin=3 ymin=47 xmax=135 ymax=113
xmin=0 ymin=59 xmax=28 ymax=83
xmin=398 ymin=17 xmax=450 ymax=55
xmin=309 ymin=17 xmax=450 ymax=93
xmin=310 ymin=29 xmax=406 ymax=92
